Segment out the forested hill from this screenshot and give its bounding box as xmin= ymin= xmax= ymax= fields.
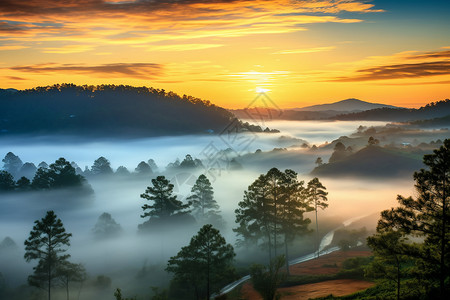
xmin=332 ymin=99 xmax=450 ymax=122
xmin=0 ymin=84 xmax=235 ymax=137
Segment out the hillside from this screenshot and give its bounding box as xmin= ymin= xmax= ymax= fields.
xmin=333 ymin=99 xmax=450 ymax=122
xmin=0 ymin=84 xmax=235 ymax=137
xmin=296 ymin=98 xmax=398 ymax=112
xmin=311 ymin=146 xmax=424 ymax=178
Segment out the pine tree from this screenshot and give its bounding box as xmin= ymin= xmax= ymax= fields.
xmin=166 ymin=224 xmax=235 ymax=300
xmin=187 ymin=175 xmax=223 ymax=226
xmin=24 ymin=211 xmax=72 ymax=300
xmin=375 ymin=139 xmax=449 ymax=299
xmin=307 ymin=177 xmax=328 ymax=258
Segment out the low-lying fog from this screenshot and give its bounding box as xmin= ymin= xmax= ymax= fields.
xmin=0 ymin=120 xmax=422 ymax=298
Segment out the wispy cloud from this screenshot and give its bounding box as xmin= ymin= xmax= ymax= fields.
xmin=272 ymin=46 xmax=336 ymax=55
xmin=0 ymin=0 xmax=381 ymax=49
xmin=9 ymin=62 xmax=164 ymax=79
xmin=331 ymin=49 xmax=450 ymax=82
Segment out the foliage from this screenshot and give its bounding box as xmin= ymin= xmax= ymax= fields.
xmin=234 ymin=168 xmax=312 ymax=271
xmin=368 ymin=139 xmax=450 ymax=299
xmin=307 ymin=177 xmax=328 ymax=257
xmin=166 ymin=224 xmax=236 ymax=300
xmin=24 ymin=211 xmax=72 ymax=300
xmin=0 ymin=83 xmax=235 ymax=137
xmin=0 ymin=170 xmax=15 ymax=191
xmin=31 ymin=157 xmax=90 ymax=191
xmin=92 ymin=212 xmax=122 ymax=239
xmin=139 ymin=176 xmax=192 ymax=231
xmin=250 ymin=255 xmax=286 ymax=300
xmin=2 ymin=152 xmax=23 ymax=176
xmin=91 ymin=156 xmax=113 ymax=175
xmin=187 ymin=174 xmax=224 ymax=227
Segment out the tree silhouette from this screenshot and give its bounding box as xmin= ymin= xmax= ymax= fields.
xmin=92 ymin=212 xmax=122 ymax=239
xmin=2 ymin=152 xmax=23 ymax=177
xmin=250 ymin=255 xmax=286 ymax=300
xmin=307 ymin=177 xmax=328 ymax=257
xmin=368 ymin=136 xmax=380 ymax=146
xmin=187 ymin=175 xmax=223 ymax=227
xmin=135 ymin=161 xmax=152 ymax=176
xmin=0 ymin=170 xmax=15 ymax=191
xmin=24 ymin=211 xmax=72 ymax=300
xmin=166 ymin=224 xmax=235 ymax=300
xmin=374 ymin=139 xmax=449 ymax=299
xmin=235 ymin=168 xmax=311 ymax=266
xmin=366 ymin=230 xmax=411 ymax=300
xmin=56 ymin=261 xmax=86 ymax=300
xmin=139 ymin=176 xmax=191 ymax=231
xmin=91 ymin=156 xmax=113 ymax=175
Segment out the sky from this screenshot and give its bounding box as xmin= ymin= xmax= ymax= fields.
xmin=0 ymin=0 xmax=449 ymax=109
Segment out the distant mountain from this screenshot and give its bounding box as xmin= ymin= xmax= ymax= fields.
xmin=0 ymin=84 xmax=238 ymax=137
xmin=333 ymin=99 xmax=450 ymax=122
xmin=296 ymin=98 xmax=399 ymax=112
xmin=311 ymin=146 xmax=424 ymax=178
xmin=230 ymin=98 xmax=400 ymax=121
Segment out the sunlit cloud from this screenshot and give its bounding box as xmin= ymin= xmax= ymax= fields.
xmin=331 ymin=49 xmax=450 ymax=82
xmin=272 ymin=46 xmax=336 ymax=55
xmin=143 ymin=43 xmax=224 ymax=52
xmin=0 ymin=0 xmax=380 ymax=47
xmin=40 ymin=45 xmax=96 ymax=54
xmin=0 ymin=44 xmax=29 ymax=51
xmin=9 ymin=62 xmax=164 ymax=79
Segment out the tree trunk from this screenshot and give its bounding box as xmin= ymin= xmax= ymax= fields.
xmin=284 ymin=235 xmax=290 ymax=276
xmin=315 ymin=200 xmax=319 ymax=258
xmin=66 ymin=276 xmax=69 ymax=300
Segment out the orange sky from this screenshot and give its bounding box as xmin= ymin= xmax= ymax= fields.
xmin=0 ymin=0 xmax=449 ymax=108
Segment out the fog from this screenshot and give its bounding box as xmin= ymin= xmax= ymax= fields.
xmin=0 ymin=120 xmax=426 ymax=299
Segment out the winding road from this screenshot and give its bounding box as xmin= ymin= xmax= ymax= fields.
xmin=213 ymin=215 xmax=368 ymax=298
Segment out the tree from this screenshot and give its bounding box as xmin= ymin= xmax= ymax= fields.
xmin=19 ymin=162 xmax=37 ymax=179
xmin=375 ymin=139 xmax=449 ymax=299
xmin=250 ymin=255 xmax=286 ymax=300
xmin=166 ymin=224 xmax=235 ymax=300
xmin=135 ymin=161 xmax=152 ymax=176
xmin=56 ymin=261 xmax=86 ymax=300
xmin=235 ymin=168 xmax=311 ymax=267
xmin=147 ymin=159 xmax=158 ymax=172
xmin=315 ymin=157 xmax=323 ymax=166
xmin=0 ymin=170 xmax=15 ymax=191
xmin=2 ymin=152 xmax=23 ymax=177
xmin=235 ymin=174 xmax=273 ymax=259
xmin=92 ymin=212 xmax=122 ymax=239
xmin=24 ymin=211 xmax=72 ymax=300
xmin=279 ymin=169 xmax=311 ymax=274
xmin=139 ymin=176 xmax=191 ymax=230
xmin=31 ymin=158 xmax=88 ymax=191
xmin=368 ymin=136 xmax=380 ymax=146
xmin=91 ymin=156 xmax=113 ymax=175
xmin=366 ymin=230 xmax=412 ymax=300
xmin=16 ymin=176 xmax=31 ymax=191
xmin=329 ymin=142 xmax=351 ymax=163
xmin=307 ymin=177 xmax=328 ymax=257
xmin=187 ymin=175 xmax=223 ymax=226
xmin=115 ymin=166 xmax=130 ymax=176
xmin=48 ymin=158 xmax=85 ymax=188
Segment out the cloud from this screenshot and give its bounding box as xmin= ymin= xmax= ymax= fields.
xmin=332 ymin=49 xmax=450 ymax=82
xmin=144 ymin=43 xmax=224 ymax=52
xmin=272 ymin=46 xmax=336 ymax=55
xmin=9 ymin=62 xmax=164 ymax=79
xmin=0 ymin=0 xmax=381 ymax=47
xmin=334 ymin=61 xmax=450 ymax=82
xmin=40 ymin=45 xmax=96 ymax=54
xmin=0 ymin=44 xmax=29 ymax=51
xmin=405 ymin=50 xmax=450 ymax=60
